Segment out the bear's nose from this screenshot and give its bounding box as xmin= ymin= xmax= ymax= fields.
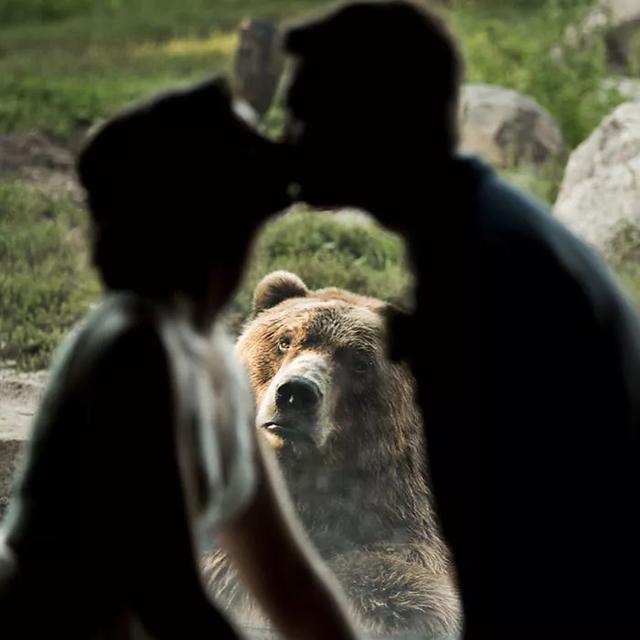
xmin=275 ymin=377 xmax=321 ymax=413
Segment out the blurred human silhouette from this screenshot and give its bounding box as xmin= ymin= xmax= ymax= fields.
xmin=0 ymin=77 xmax=359 ymax=640
xmin=282 ymin=1 xmax=640 ymax=638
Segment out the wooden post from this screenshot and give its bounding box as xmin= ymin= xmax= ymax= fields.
xmin=234 ymin=19 xmax=284 ymax=119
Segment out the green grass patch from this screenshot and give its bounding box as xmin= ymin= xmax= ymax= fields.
xmin=450 ymin=0 xmax=629 ymax=205
xmin=0 ymin=30 xmax=237 ymax=138
xmin=501 ymin=157 xmax=569 ymax=205
xmin=0 ymin=0 xmax=329 ymax=137
xmin=0 ymin=194 xmax=411 ymax=370
xmin=230 ymin=208 xmax=413 ymax=330
xmin=0 ymin=182 xmax=100 ymax=370
xmin=1 ymin=0 xmax=627 ymax=147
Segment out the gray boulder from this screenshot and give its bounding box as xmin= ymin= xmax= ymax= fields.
xmin=459 ymin=84 xmax=564 ymax=168
xmin=554 ymin=101 xmax=640 ymax=265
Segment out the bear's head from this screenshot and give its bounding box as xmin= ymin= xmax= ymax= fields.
xmin=237 ymin=271 xmax=439 ymax=551
xmin=239 ymin=271 xmax=417 ymax=457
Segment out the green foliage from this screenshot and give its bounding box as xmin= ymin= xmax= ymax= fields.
xmin=0 ymin=182 xmax=100 ymax=370
xmin=501 ymin=157 xmax=568 ymax=205
xmin=227 ymin=209 xmax=413 ymax=330
xmin=453 ymin=0 xmax=623 ymax=150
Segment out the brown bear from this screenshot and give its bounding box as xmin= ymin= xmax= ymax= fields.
xmin=203 ymin=271 xmax=462 ymax=638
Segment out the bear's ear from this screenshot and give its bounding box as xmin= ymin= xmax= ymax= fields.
xmin=252 ymin=271 xmax=308 ymax=316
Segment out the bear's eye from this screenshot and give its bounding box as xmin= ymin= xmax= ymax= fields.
xmin=278 ymin=336 xmax=292 ymax=353
xmin=349 ymin=351 xmax=374 ymax=374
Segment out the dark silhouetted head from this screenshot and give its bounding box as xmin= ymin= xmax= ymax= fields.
xmin=77 ymin=76 xmax=292 ymax=304
xmin=283 ymin=1 xmax=462 ymax=211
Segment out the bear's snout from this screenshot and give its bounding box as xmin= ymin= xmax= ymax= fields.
xmin=255 ymin=351 xmax=333 ymax=451
xmin=276 ymin=376 xmax=322 ymax=413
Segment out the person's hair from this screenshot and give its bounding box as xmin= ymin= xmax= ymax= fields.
xmin=77 ymin=77 xmax=249 ymax=296
xmin=283 ymin=0 xmax=463 ymax=153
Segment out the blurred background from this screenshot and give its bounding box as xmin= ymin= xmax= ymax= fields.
xmin=1 ymin=0 xmax=640 ymax=512
xmin=1 ymin=0 xmax=640 ymax=370
xmin=1 ymin=5 xmax=640 ymax=638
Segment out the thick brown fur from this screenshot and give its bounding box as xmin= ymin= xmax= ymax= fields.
xmin=203 ymin=272 xmax=462 ymax=638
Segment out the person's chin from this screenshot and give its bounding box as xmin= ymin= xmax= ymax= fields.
xmin=246 ymin=181 xmax=293 ymax=219
xmin=296 ymin=177 xmax=363 ymax=210
xmin=265 ymin=190 xmax=294 ymax=216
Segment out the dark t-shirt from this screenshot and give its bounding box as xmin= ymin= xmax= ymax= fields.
xmin=398 ymin=156 xmax=640 ymax=629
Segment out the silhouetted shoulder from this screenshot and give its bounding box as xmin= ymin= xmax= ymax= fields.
xmin=458 ymin=155 xmax=640 ymax=435
xmin=2 ymin=293 xmax=175 ymax=560
xmin=60 ymin=293 xmax=171 ymax=391
xmin=459 ymin=156 xmax=635 ymax=318
xmin=20 ymin=292 xmax=174 ymax=462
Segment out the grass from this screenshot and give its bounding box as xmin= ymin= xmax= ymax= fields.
xmin=0 ymin=194 xmax=411 ymax=369
xmin=228 ymin=209 xmax=413 ymax=329
xmin=0 ymin=181 xmax=99 ymax=370
xmin=2 ymin=0 xmax=640 ymax=368
xmin=0 ymin=0 xmax=328 ymax=138
xmin=0 ymin=0 xmax=629 ymax=149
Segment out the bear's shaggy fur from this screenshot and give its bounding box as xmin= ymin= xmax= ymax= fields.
xmin=203 ymin=271 xmax=462 ymax=637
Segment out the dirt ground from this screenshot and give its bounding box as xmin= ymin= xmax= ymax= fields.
xmin=0 ymin=129 xmax=80 ymax=435
xmin=0 ymin=130 xmax=83 ymax=201
xmin=0 ymin=366 xmax=47 ymax=521
xmin=0 ymin=366 xmax=47 ymax=441
xmin=0 ymin=130 xmax=71 ymax=518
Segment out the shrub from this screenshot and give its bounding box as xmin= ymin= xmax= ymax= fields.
xmin=227 ymin=208 xmax=413 ymax=331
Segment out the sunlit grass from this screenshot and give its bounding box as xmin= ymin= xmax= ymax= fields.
xmin=0 ymin=0 xmax=325 ymax=137
xmin=131 ymin=31 xmax=238 ymax=60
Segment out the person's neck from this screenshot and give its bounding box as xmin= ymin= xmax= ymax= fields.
xmin=171 ymin=291 xmax=219 ymax=337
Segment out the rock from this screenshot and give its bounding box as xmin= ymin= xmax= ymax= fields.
xmin=564 ymin=1 xmax=640 ymax=72
xmin=234 ymin=19 xmax=284 ymax=118
xmin=459 ymin=84 xmax=564 ymax=168
xmin=554 ymin=101 xmax=640 ymax=264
